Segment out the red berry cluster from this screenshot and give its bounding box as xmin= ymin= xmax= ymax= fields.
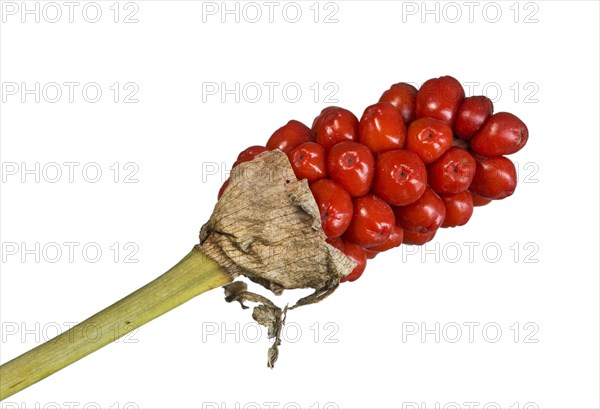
xmin=219 ymin=76 xmax=528 ymax=283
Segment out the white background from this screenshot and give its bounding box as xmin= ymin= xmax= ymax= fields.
xmin=1 ymin=1 xmax=599 ymax=408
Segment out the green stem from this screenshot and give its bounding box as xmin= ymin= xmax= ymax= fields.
xmin=0 ymin=248 xmax=232 ymax=400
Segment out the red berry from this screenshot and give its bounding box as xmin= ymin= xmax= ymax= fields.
xmin=312 ymin=107 xmax=359 ymax=150
xmin=266 ymin=120 xmax=313 ymax=155
xmin=289 ymin=142 xmax=327 ymax=183
xmin=454 ymin=96 xmax=494 ymax=141
xmin=470 ymin=112 xmax=529 ymax=156
xmin=359 ymin=102 xmax=406 ymax=154
xmin=326 ymin=236 xmax=345 ymax=252
xmin=369 ymin=225 xmax=404 ymax=252
xmin=379 ymin=82 xmax=418 ymax=125
xmin=469 ymin=155 xmax=517 ymax=200
xmin=394 ymin=187 xmax=445 ymax=233
xmin=343 ymin=194 xmax=395 ymax=248
xmin=372 ymin=149 xmax=427 ymax=206
xmin=405 ymin=117 xmax=453 ymax=164
xmin=233 ymin=146 xmax=269 ymax=168
xmin=427 ymin=147 xmax=476 ymax=195
xmin=327 ymin=141 xmax=375 ymax=197
xmin=415 ymin=76 xmax=465 ymax=126
xmin=237 ymin=145 xmax=268 ymax=162
xmin=441 ymin=191 xmax=474 ymax=228
xmin=470 ymin=191 xmax=492 ymax=207
xmin=310 ymin=179 xmax=353 ymax=238
xmin=218 ymin=179 xmax=229 ymax=200
xmin=364 ymin=249 xmax=379 ymax=259
xmin=328 ymin=237 xmax=369 ymax=278
xmin=340 ymin=242 xmax=367 ymax=283
xmin=403 ymin=229 xmax=437 ymax=245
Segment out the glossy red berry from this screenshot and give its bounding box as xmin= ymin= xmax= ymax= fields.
xmin=454 ymin=96 xmax=494 ymax=141
xmin=343 ymin=194 xmax=395 ymax=248
xmin=233 ymin=146 xmax=269 ymax=168
xmin=379 ymin=82 xmax=418 ymax=125
xmin=368 ymin=225 xmax=404 ymax=252
xmin=415 ymin=76 xmax=465 ymax=126
xmin=394 ymin=187 xmax=445 ymax=233
xmin=328 ymin=237 xmax=368 ymax=280
xmin=266 ymin=120 xmax=313 ymax=155
xmin=312 ymin=107 xmax=359 ymax=150
xmin=403 ymin=229 xmax=437 ymax=245
xmin=405 ymin=117 xmax=453 ymax=164
xmin=441 ymin=191 xmax=474 ymax=228
xmin=340 ymin=242 xmax=367 ymax=283
xmin=372 ymin=149 xmax=427 ymax=206
xmin=310 ymin=179 xmax=353 ymax=238
xmin=327 ymin=141 xmax=375 ymax=197
xmin=289 ymin=142 xmax=327 ymax=183
xmin=470 ymin=112 xmax=529 ymax=156
xmin=469 ymin=155 xmax=517 ymax=200
xmin=326 ymin=236 xmax=345 ymax=252
xmin=359 ymin=102 xmax=406 ymax=154
xmin=470 ymin=191 xmax=492 ymax=206
xmin=427 ymin=147 xmax=476 ymax=195
xmin=364 ymin=249 xmax=379 ymax=259
xmin=237 ymin=145 xmax=268 ymax=163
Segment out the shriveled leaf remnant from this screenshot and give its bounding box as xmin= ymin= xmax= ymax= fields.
xmin=198 ymin=150 xmax=355 ymax=367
